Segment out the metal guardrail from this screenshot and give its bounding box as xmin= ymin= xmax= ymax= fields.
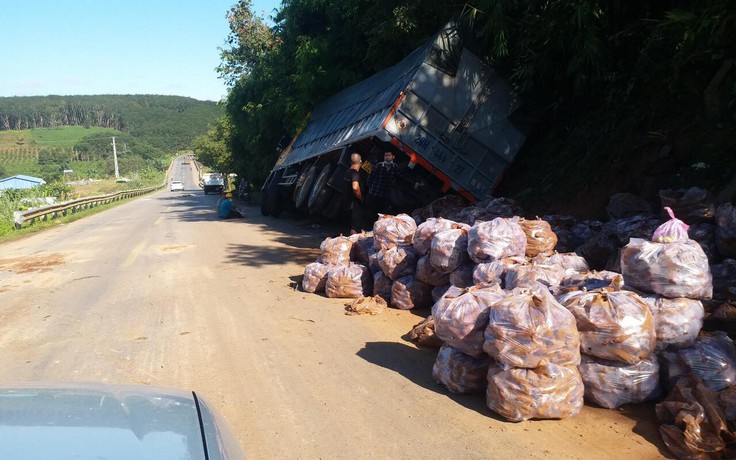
xmin=13 ymin=184 xmax=163 ymax=229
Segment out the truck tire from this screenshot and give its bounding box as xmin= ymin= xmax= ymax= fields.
xmin=261 ymin=170 xmax=283 ymax=217
xmin=294 ymin=165 xmax=317 ymax=210
xmin=308 ymin=163 xmax=336 ymax=215
xmin=291 ymin=167 xmax=310 ymax=205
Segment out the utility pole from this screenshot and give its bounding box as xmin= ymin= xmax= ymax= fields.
xmin=112 ymin=136 xmax=120 ymax=179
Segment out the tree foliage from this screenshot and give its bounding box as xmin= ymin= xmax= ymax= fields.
xmin=1 ymin=95 xmax=224 ymax=182
xmin=0 ymin=95 xmax=223 ymax=152
xmin=210 ymin=0 xmax=735 ymax=212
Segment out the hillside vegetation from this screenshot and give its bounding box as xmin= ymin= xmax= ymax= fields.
xmin=0 ymin=95 xmax=223 ymax=182
xmin=199 ymin=0 xmax=735 ymax=220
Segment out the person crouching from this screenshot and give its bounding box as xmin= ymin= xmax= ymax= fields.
xmin=217 ymin=192 xmax=243 ymax=219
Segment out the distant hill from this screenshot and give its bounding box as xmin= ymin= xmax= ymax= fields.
xmin=0 ymin=95 xmax=223 ymax=152
xmin=0 ymin=95 xmax=223 ymax=182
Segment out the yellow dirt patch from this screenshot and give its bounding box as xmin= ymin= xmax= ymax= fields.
xmin=0 ymin=253 xmax=65 ymax=274
xmin=157 ymin=244 xmax=193 ymax=253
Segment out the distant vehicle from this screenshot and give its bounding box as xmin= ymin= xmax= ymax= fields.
xmin=0 ymin=382 xmax=247 ymax=459
xmin=170 ymin=180 xmax=185 ymax=191
xmin=202 ymin=172 xmax=225 ymax=195
xmin=116 ymin=177 xmax=130 ymax=183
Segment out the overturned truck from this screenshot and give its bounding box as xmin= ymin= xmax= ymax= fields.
xmin=261 ymin=22 xmax=526 ymax=220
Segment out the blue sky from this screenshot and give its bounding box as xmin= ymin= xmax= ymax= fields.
xmin=0 ymin=0 xmax=281 ymax=102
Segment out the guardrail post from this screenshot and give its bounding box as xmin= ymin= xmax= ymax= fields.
xmin=12 ymin=181 xmax=167 ymax=230
xmin=13 ymin=211 xmax=24 ymax=229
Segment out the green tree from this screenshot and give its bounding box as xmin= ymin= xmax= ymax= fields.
xmin=193 ymin=116 xmax=235 ymax=174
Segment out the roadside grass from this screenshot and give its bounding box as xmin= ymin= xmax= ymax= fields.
xmin=0 ymin=174 xmax=165 ymax=242
xmin=0 ymin=197 xmax=141 ymax=244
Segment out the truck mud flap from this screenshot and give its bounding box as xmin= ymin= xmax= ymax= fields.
xmin=261 ymin=169 xmax=284 ymax=217
xmin=322 ymin=192 xmax=347 ymax=220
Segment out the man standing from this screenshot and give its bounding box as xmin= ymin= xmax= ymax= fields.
xmin=345 ymin=152 xmax=369 ymax=234
xmin=368 ymin=150 xmax=398 ymax=215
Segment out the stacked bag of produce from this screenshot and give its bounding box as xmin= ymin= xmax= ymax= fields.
xmin=301 ymin=234 xmax=374 ymax=298
xmin=431 ymin=284 xmax=505 ymax=395
xmin=557 ymin=287 xmax=660 ymax=408
xmin=484 ymin=285 xmax=584 ymax=421
xmin=298 ymin=191 xmax=736 ymax=450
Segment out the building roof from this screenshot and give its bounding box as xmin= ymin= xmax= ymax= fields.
xmin=0 ymin=175 xmax=47 ymax=190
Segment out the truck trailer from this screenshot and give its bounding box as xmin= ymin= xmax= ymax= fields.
xmin=202 ymin=172 xmax=225 ymax=195
xmin=261 ymin=21 xmax=526 ymax=219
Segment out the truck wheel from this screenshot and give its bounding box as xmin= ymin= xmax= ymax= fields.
xmin=292 ymin=167 xmax=310 ymax=205
xmin=308 ymin=163 xmax=335 ymax=215
xmin=294 ymin=165 xmax=317 ymax=210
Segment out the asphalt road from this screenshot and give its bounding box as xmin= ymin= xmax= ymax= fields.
xmin=0 ymin=160 xmax=668 ymax=459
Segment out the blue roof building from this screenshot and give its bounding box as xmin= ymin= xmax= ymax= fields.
xmin=0 ymin=175 xmax=47 ymax=191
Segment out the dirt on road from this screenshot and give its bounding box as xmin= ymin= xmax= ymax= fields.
xmin=0 ymin=189 xmax=669 ymax=459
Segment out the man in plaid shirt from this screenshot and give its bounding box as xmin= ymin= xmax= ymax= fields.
xmin=368 ymin=151 xmax=398 ymax=215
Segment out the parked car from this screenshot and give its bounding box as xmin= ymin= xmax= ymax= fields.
xmin=170 ymin=180 xmax=185 ymax=191
xmin=0 ymin=382 xmax=247 ymax=459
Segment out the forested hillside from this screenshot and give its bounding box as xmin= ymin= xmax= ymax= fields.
xmin=0 ymin=95 xmax=223 ymax=182
xmin=0 ymin=95 xmax=223 ymax=151
xmin=198 ymin=0 xmax=735 ymax=219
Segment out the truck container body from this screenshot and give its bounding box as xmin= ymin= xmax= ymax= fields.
xmin=202 ymin=172 xmax=225 ymax=195
xmin=261 ymin=21 xmax=525 ymax=218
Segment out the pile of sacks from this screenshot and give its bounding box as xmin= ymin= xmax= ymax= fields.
xmin=300 ymin=192 xmax=736 ymax=456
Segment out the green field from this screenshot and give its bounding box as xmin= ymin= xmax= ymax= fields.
xmin=0 ymin=126 xmax=123 ymax=163
xmin=0 ymin=126 xmax=122 ymax=148
xmin=0 ymin=126 xmax=147 ymax=183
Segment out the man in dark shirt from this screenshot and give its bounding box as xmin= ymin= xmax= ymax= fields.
xmin=368 ymin=150 xmax=398 ymax=215
xmin=344 ymin=152 xmax=369 ymax=234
